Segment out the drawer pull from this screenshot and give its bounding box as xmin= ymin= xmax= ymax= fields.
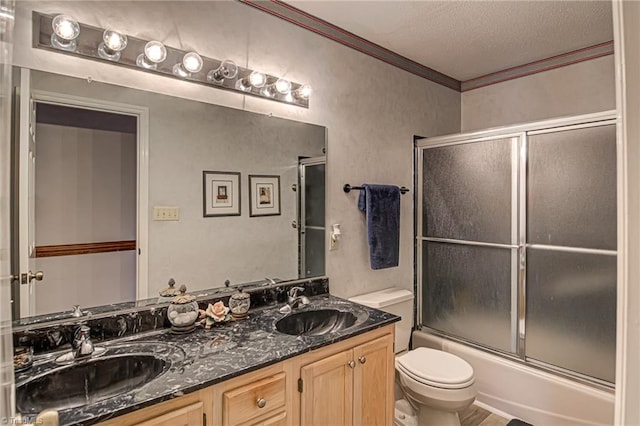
xmin=257 ymin=397 xmax=267 ymax=408
xmin=348 ymin=360 xmax=356 ymax=369
xmin=358 ymin=356 xmax=367 ymax=364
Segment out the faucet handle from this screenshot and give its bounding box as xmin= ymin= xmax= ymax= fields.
xmin=71 ymin=305 xmax=83 ymax=317
xmin=288 ymin=286 xmax=305 ymax=297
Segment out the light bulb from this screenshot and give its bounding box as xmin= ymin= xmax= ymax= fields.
xmin=136 ymin=41 xmax=167 ymax=70
xmin=103 ymin=30 xmax=127 ymax=51
xmin=294 ymin=84 xmax=312 ymax=100
xmin=173 ymin=52 xmax=203 ymax=78
xmin=207 ymin=59 xmax=238 ymax=83
xmin=98 ymin=29 xmax=128 ymax=61
xmin=275 ymin=79 xmax=291 ymax=94
xmin=249 ymin=71 xmax=266 ymax=88
xmin=52 ymin=14 xmax=79 ymax=40
xmin=236 ymin=70 xmax=267 ymax=91
xmin=183 ymin=52 xmax=203 ymax=73
xmin=51 ymin=14 xmax=79 ymax=51
xmin=145 ymin=41 xmax=167 ymax=63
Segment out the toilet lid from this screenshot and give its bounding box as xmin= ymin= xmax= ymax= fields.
xmin=396 ymin=348 xmax=474 ymax=389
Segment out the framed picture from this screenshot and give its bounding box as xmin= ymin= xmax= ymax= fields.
xmin=203 ymin=171 xmax=241 ymax=217
xmin=249 ymin=175 xmax=281 ymax=217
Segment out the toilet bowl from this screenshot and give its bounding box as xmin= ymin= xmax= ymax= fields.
xmin=396 ymin=347 xmax=476 ymax=426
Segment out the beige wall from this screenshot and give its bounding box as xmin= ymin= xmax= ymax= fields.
xmin=461 ymin=56 xmax=616 ymax=131
xmin=13 ymin=1 xmax=462 ymax=301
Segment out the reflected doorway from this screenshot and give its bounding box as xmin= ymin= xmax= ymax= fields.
xmin=11 ymin=91 xmax=144 ymax=319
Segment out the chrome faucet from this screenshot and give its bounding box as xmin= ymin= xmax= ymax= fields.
xmin=288 ymin=286 xmax=310 ymax=308
xmin=71 ymin=325 xmax=94 ymax=359
xmin=278 ymin=286 xmax=310 ymax=313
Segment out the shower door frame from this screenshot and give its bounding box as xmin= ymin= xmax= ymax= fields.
xmin=415 ymin=109 xmax=617 ymax=387
xmin=298 ymin=156 xmax=326 ymax=278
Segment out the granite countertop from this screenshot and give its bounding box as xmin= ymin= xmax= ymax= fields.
xmin=15 ymin=294 xmax=399 ymax=426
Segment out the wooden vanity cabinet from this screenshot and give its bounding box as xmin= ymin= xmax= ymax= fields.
xmin=297 ymin=331 xmax=395 ymax=426
xmin=96 ymin=324 xmax=394 ymax=426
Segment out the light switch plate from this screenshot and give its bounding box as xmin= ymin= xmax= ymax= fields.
xmin=153 ymin=206 xmax=180 ymax=221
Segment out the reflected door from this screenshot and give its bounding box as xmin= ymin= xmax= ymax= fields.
xmin=299 ymin=157 xmax=326 ymax=278
xmin=14 ymin=68 xmax=37 ymax=318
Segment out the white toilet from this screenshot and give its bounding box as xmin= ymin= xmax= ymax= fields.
xmin=349 ymin=287 xmax=477 ymax=426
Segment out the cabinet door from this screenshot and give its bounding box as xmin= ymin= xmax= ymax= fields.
xmin=135 ymin=402 xmax=204 ymax=426
xmin=300 ymin=349 xmax=353 ymax=426
xmin=353 ymin=335 xmax=394 ymax=426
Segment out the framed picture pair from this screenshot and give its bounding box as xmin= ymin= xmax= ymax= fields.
xmin=203 ymin=171 xmax=280 ymax=217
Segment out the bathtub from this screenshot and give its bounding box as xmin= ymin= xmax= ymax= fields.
xmin=412 ymin=330 xmax=615 ymax=425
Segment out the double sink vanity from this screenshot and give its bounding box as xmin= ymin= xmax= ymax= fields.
xmin=14 ymin=280 xmax=398 ymax=426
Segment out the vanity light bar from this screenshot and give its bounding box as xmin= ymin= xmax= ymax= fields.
xmin=32 ymin=12 xmax=310 ymax=108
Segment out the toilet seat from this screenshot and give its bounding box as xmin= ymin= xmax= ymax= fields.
xmin=396 ymin=348 xmax=474 ymax=390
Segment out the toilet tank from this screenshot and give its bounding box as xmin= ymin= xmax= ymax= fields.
xmin=348 ymin=287 xmax=413 ymax=353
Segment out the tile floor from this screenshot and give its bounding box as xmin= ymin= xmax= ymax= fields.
xmin=459 ymin=404 xmax=511 ymax=426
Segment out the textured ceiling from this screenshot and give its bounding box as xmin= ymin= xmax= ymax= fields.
xmin=286 ymin=0 xmax=613 ymax=81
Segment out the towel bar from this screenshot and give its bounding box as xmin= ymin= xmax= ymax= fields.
xmin=343 ymin=184 xmax=410 ymax=194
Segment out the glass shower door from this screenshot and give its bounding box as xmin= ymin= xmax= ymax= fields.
xmin=525 ymin=124 xmax=617 ymax=383
xmin=299 ymin=157 xmax=325 ymax=278
xmin=419 ymin=136 xmax=519 ymax=353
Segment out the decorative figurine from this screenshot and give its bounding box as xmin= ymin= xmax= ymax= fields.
xmin=199 ymin=300 xmax=232 ymax=329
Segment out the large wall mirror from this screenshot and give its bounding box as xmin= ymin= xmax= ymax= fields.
xmin=11 ymin=68 xmax=326 ymax=322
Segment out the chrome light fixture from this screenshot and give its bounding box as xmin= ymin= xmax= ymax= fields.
xmin=207 ymin=59 xmax=239 ymax=83
xmin=51 ymin=14 xmax=80 ymax=51
xmin=98 ymin=29 xmax=128 ymax=61
xmin=173 ymin=51 xmax=203 ymax=78
xmin=136 ymin=40 xmax=167 ymax=70
xmin=34 ymin=12 xmax=312 ymax=108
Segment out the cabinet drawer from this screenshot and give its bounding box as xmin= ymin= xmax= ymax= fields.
xmin=135 ymin=401 xmax=203 ymax=426
xmin=224 ymin=372 xmax=286 ymax=426
xmin=248 ymin=411 xmax=287 ymax=426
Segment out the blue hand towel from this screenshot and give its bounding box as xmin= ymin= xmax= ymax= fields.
xmin=357 ymin=184 xmax=400 ymax=269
